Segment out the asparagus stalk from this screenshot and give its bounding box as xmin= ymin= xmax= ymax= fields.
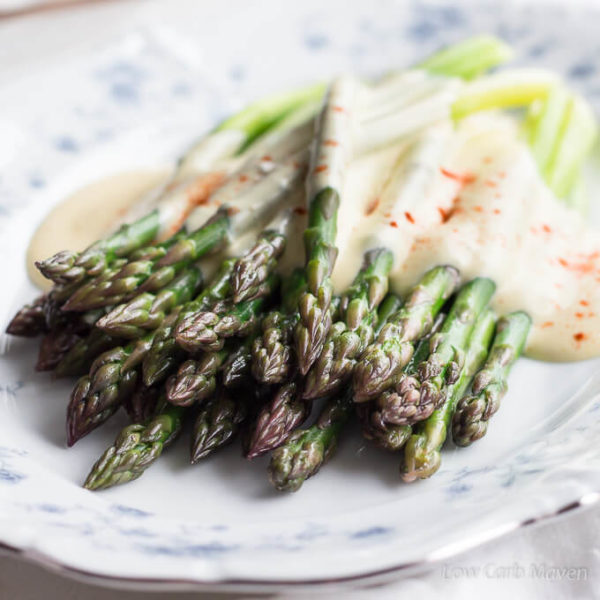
xmin=36 ymin=329 xmax=83 ymax=372
xmin=295 ymin=77 xmax=360 ymax=375
xmin=353 ymin=265 xmax=460 ymax=402
xmin=374 ymin=277 xmax=496 ymax=427
xmin=245 ymin=382 xmax=309 ymax=459
xmin=62 ymin=211 xmax=229 ymax=311
xmin=174 ymin=274 xmax=278 ymax=353
xmin=84 ymin=400 xmax=185 ymax=490
xmin=452 ymin=311 xmax=531 ymax=446
xmin=66 ymin=332 xmax=156 ymax=446
xmin=95 ymin=265 xmax=203 ymax=338
xmin=418 ymin=35 xmax=513 ymax=81
xmin=303 ymin=248 xmax=393 ymax=399
xmin=401 ymin=309 xmax=496 ymax=481
xmin=123 ymin=382 xmax=162 ymax=424
xmin=5 ymin=295 xmax=48 ymax=337
xmin=359 ymin=315 xmax=445 ymax=451
xmin=165 ymin=350 xmax=228 ymax=407
xmin=190 ymin=388 xmax=249 ymax=462
xmin=54 ymin=328 xmax=122 ymax=378
xmin=141 ymin=259 xmax=235 ymax=386
xmin=251 ymin=269 xmax=306 ymax=384
xmin=230 ymin=219 xmax=288 ymax=303
xmin=221 ymin=336 xmax=255 ymax=388
xmin=36 ymin=210 xmax=165 ymax=286
xmin=269 ymin=389 xmax=353 ymax=492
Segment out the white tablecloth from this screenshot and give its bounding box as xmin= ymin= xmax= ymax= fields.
xmin=0 ymin=1 xmax=598 ymax=598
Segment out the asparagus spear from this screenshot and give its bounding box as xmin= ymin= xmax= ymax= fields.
xmin=54 ymin=328 xmax=122 ymax=378
xmin=36 ymin=329 xmax=83 ymax=372
xmin=173 ymin=274 xmax=278 ymax=353
xmin=84 ymin=400 xmax=185 ymax=490
xmin=418 ymin=35 xmax=513 ymax=81
xmin=245 ymin=382 xmax=309 ymax=459
xmin=221 ymin=336 xmax=255 ymax=388
xmin=165 ymin=350 xmax=228 ymax=406
xmin=452 ymin=311 xmax=531 ymax=446
xmin=62 ymin=210 xmax=229 ymax=311
xmin=353 ymin=265 xmax=460 ymax=402
xmin=230 ymin=223 xmax=287 ymax=303
xmin=374 ymin=277 xmax=496 ymax=427
xmin=95 ymin=265 xmax=203 ymax=338
xmin=123 ymin=382 xmax=162 ymax=424
xmin=141 ymin=259 xmax=235 ymax=386
xmin=66 ymin=330 xmax=158 ymax=445
xmin=401 ymin=308 xmax=496 ymax=481
xmin=36 ymin=210 xmax=165 ymax=286
xmin=303 ymin=248 xmax=393 ymax=399
xmin=295 ymin=77 xmax=360 ymax=375
xmin=190 ymin=388 xmax=249 ymax=462
xmin=269 ymin=389 xmax=353 ymax=492
xmin=5 ymin=295 xmax=48 ymax=337
xmin=360 ymin=328 xmax=436 ymax=451
xmin=251 ymin=269 xmax=306 ymax=384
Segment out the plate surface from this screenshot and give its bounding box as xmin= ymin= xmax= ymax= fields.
xmin=1 ymin=0 xmax=600 ymax=590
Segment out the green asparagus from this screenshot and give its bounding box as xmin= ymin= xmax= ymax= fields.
xmin=303 ymin=248 xmax=393 ymax=399
xmin=191 ymin=388 xmax=249 ymax=462
xmin=95 ymin=265 xmax=203 ymax=338
xmin=452 ymin=311 xmax=531 ymax=446
xmin=374 ymin=277 xmax=496 ymax=426
xmin=401 ymin=308 xmax=496 ymax=481
xmin=84 ymin=400 xmax=185 ymax=490
xmin=269 ymin=389 xmax=353 ymax=492
xmin=353 ymin=265 xmax=460 ymax=402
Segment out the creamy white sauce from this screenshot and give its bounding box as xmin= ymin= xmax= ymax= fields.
xmin=329 ymin=113 xmax=600 ymax=362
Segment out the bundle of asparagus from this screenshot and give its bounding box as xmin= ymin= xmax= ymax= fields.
xmin=7 ymin=35 xmax=575 ymax=495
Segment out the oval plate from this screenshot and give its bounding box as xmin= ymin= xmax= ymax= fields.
xmin=1 ymin=0 xmax=600 ymax=591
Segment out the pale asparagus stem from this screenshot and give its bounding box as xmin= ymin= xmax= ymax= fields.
xmin=452 ymin=311 xmax=531 ymax=446
xmin=353 ymin=265 xmax=460 ymax=402
xmin=376 ymin=278 xmax=496 ymax=427
xmin=123 ymin=83 xmax=324 ymax=226
xmin=303 ymin=248 xmax=393 ymax=400
xmin=401 ymin=308 xmax=496 ymax=482
xmin=295 ymin=77 xmax=360 ymax=375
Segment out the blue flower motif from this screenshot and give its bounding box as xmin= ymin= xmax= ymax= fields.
xmin=0 ymin=468 xmax=25 ymax=484
xmin=54 ymin=136 xmax=79 ymax=153
xmin=111 ymin=504 xmax=151 ymax=518
xmin=304 ymin=32 xmax=329 ymax=51
xmin=349 ymin=526 xmax=392 ymax=539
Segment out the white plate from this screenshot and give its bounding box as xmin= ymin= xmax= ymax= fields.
xmin=2 ymin=0 xmax=600 ymax=592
